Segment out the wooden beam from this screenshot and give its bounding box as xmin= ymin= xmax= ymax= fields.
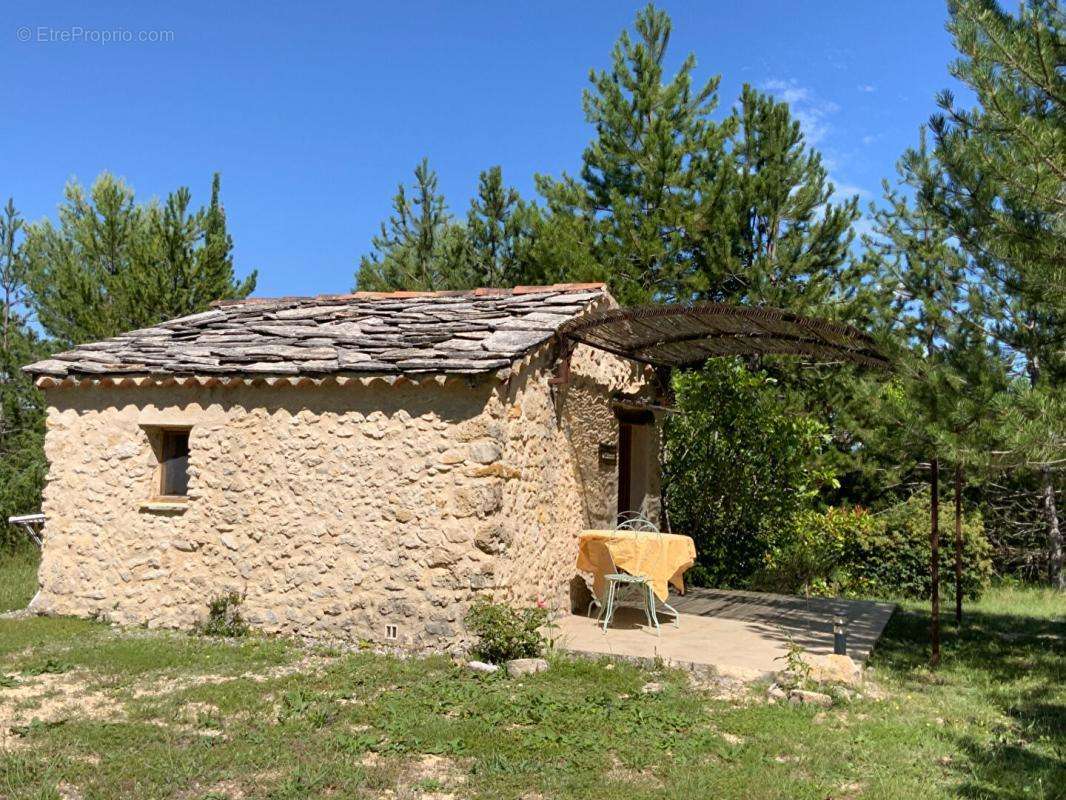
xmin=930 ymin=456 xmax=941 ymax=668
xmin=955 ymin=464 xmax=964 ymax=625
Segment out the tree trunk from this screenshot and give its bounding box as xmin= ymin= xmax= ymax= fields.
xmin=1042 ymin=467 xmax=1064 ymax=591
xmin=930 ymin=457 xmax=941 ymax=668
xmin=2 ymin=285 xmax=10 ymax=352
xmin=954 ymin=464 xmax=963 ymax=625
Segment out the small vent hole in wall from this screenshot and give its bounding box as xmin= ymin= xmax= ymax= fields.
xmin=385 ymin=624 xmax=398 ymax=641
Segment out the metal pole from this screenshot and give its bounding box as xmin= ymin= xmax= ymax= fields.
xmin=833 ymin=615 xmax=848 ymax=655
xmin=955 ymin=464 xmax=963 ymax=625
xmin=930 ymin=456 xmax=941 ymax=668
xmin=655 ymin=365 xmax=673 ymax=534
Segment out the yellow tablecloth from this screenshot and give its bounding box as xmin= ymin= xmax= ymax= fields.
xmin=576 ymin=530 xmax=697 ymax=603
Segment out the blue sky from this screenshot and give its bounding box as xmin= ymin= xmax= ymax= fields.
xmin=5 ymin=1 xmax=963 ymax=297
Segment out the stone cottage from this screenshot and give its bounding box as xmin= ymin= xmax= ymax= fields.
xmin=24 ymin=284 xmax=664 ymax=648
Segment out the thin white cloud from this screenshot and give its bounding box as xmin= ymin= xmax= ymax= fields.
xmin=761 ymin=79 xmax=871 ymax=221
xmin=761 ymin=78 xmax=839 ymax=146
xmin=832 ymin=182 xmax=869 ymax=199
xmin=830 ymin=181 xmax=870 ymax=206
xmin=763 ymin=78 xmax=809 ymax=107
xmin=858 ymin=84 xmax=876 ymax=93
xmin=861 ymin=134 xmax=880 ymax=146
xmin=850 ymin=215 xmax=878 ymax=245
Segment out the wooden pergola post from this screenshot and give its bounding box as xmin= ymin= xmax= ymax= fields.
xmin=954 ymin=464 xmax=963 ymax=625
xmin=930 ymin=456 xmax=941 ymax=668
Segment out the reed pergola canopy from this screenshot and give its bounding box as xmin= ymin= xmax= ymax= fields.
xmin=558 ymin=303 xmax=890 ymax=370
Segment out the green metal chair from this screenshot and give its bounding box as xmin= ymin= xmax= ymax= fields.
xmin=586 ymin=512 xmax=681 ymax=631
xmin=585 ymin=538 xmax=661 ymax=632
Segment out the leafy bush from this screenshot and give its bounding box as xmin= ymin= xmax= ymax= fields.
xmin=195 ymin=592 xmax=250 ymax=638
xmin=754 ymin=507 xmax=874 ymax=596
xmin=463 ymin=598 xmax=547 ymax=663
xmin=664 ymin=360 xmax=835 ymax=586
xmin=0 ymin=338 xmax=47 ymax=551
xmin=754 ymin=494 xmax=993 ymax=600
xmin=844 ymin=491 xmax=993 ymax=600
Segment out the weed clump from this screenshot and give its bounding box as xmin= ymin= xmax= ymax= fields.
xmin=464 ymin=597 xmax=546 ymax=663
xmin=195 ymin=592 xmax=250 ymax=638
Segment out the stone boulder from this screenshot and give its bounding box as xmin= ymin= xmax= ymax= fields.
xmin=804 ymin=654 xmax=863 ymax=686
xmin=788 ymin=689 xmax=834 ymax=707
xmin=505 ymin=657 xmax=549 ymax=677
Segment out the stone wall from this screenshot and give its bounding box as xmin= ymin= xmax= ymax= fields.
xmin=31 ymin=343 xmax=655 ymax=649
xmin=491 ymin=344 xmax=654 ymax=614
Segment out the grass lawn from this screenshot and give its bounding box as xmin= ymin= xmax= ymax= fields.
xmin=0 ymin=553 xmax=1062 ymax=799
xmin=0 ymin=547 xmax=39 ymax=614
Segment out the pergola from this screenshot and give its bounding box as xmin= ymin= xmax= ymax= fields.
xmin=551 ymin=303 xmax=976 ymax=664
xmin=553 ymin=302 xmax=890 ymax=383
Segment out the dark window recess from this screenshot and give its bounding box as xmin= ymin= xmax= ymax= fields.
xmin=159 ymin=430 xmax=190 ymax=497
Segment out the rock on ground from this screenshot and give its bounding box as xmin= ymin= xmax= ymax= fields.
xmin=505 ymin=658 xmax=548 ymax=677
xmin=804 ymin=654 xmax=863 ymax=686
xmin=766 ymin=683 xmax=788 ymax=702
xmin=788 ymin=689 xmax=834 ymax=707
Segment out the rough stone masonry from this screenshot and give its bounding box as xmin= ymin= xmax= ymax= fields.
xmin=25 ymin=285 xmax=661 ymax=650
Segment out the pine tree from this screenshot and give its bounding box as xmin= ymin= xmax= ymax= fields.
xmin=712 ymin=86 xmax=861 ymax=313
xmin=858 ymin=135 xmax=1014 ymax=656
xmin=23 ymin=172 xmax=257 ymax=346
xmin=920 ymin=0 xmax=1065 ymax=588
xmin=1 ymin=199 xmax=27 ymax=351
xmin=355 ymin=6 xmax=866 ymax=314
xmin=356 ymin=162 xmax=544 ymax=292
xmin=356 ymin=159 xmax=472 ymax=292
xmin=538 ymin=3 xmax=732 ymax=304
xmin=536 ymin=5 xmax=863 ymax=312
xmin=862 ymin=133 xmax=1011 ymax=509
xmin=140 ymin=174 xmax=257 ymax=322
xmin=465 ymin=167 xmax=535 ymax=288
xmin=521 ymin=175 xmax=603 ymax=287
xmin=0 ymin=198 xmax=45 ymax=545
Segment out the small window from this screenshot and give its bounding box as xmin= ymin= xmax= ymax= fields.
xmin=158 ymin=429 xmax=190 ymax=498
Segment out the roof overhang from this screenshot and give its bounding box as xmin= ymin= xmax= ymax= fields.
xmin=558 ymin=303 xmax=890 ymax=370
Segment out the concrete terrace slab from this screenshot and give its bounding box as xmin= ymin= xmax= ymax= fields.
xmin=555 ymin=588 xmax=896 ymax=681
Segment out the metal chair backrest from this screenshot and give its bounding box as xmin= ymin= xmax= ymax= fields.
xmin=616 ymin=510 xmax=659 ymax=534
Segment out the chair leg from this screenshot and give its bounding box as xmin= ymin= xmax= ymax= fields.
xmin=660 ymin=601 xmax=680 ymax=629
xmin=587 ymin=596 xmax=601 ymax=619
xmin=601 ymin=581 xmax=617 ymax=633
xmin=643 ymin=582 xmax=660 ymax=632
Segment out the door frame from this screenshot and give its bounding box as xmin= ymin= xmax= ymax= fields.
xmin=615 ymin=407 xmax=655 ymax=523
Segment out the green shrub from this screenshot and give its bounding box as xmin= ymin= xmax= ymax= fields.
xmin=754 ymin=494 xmax=993 ymax=601
xmin=754 ymin=506 xmax=874 ymax=596
xmin=664 ymin=360 xmax=835 ymax=586
xmin=463 ymin=598 xmax=547 ymax=663
xmin=844 ymin=491 xmax=993 ymax=600
xmin=194 ymin=592 xmax=250 ymax=638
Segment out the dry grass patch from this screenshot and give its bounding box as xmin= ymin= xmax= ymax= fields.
xmin=605 ymin=753 xmax=662 ymax=789
xmin=359 ymin=753 xmax=471 ymax=799
xmin=0 ymin=669 xmax=125 ymax=749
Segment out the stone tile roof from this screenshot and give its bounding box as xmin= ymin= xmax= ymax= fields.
xmin=25 ymin=284 xmax=608 ymax=380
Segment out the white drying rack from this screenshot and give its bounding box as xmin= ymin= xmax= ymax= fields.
xmin=7 ymin=513 xmax=45 ymax=548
